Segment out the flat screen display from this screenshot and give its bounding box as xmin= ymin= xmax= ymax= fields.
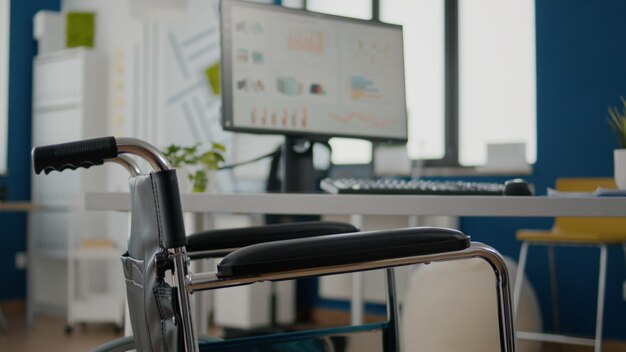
xmin=221 ymin=0 xmax=408 ymax=142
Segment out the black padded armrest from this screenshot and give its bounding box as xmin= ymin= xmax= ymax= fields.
xmin=217 ymin=227 xmax=469 ymax=278
xmin=187 ymin=221 xmax=358 ymax=258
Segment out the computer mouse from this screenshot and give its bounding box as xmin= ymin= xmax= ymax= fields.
xmin=504 ymin=178 xmax=533 ymax=196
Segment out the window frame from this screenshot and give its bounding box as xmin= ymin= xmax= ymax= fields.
xmin=423 ymin=0 xmax=459 ymax=168
xmin=0 ymin=0 xmax=10 ymax=174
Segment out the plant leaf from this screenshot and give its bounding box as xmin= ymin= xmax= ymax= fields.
xmin=192 ymin=170 xmax=207 ymax=192
xmin=212 ymin=143 xmax=226 ymax=152
xmin=607 ymin=98 xmax=626 ymax=148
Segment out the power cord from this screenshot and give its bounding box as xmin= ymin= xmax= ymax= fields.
xmin=218 ymin=147 xmax=281 ymax=170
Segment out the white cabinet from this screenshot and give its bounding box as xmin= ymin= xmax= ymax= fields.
xmin=31 ymin=48 xmax=124 ymax=330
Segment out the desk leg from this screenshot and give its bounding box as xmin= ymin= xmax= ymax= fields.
xmin=350 ymin=214 xmax=365 ymax=325
xmin=27 ymin=212 xmax=35 ymax=328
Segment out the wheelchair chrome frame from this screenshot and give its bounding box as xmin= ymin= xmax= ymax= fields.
xmin=114 ymin=137 xmax=516 ymax=352
xmin=188 ymin=242 xmax=515 ymax=352
xmin=115 ymin=138 xmax=197 ymax=351
xmin=108 ymin=154 xmax=142 ymax=176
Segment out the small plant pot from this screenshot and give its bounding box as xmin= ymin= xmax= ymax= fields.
xmin=614 ymin=149 xmax=626 ymax=190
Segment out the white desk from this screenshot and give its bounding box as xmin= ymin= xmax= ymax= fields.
xmin=86 ymin=192 xmax=626 ymax=217
xmin=0 ymin=201 xmax=43 ymax=330
xmin=85 ymin=192 xmax=626 ymax=329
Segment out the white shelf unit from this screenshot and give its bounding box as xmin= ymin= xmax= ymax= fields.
xmin=31 ymin=48 xmax=124 ymax=330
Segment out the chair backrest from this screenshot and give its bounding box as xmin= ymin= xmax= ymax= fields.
xmin=552 ymin=178 xmax=626 ymax=237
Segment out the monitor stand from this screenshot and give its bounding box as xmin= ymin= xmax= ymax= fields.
xmin=281 ymin=136 xmax=316 ymax=193
xmin=271 ymin=137 xmax=320 ymax=325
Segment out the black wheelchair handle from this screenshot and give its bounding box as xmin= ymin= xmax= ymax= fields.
xmin=32 ymin=136 xmax=118 ymax=175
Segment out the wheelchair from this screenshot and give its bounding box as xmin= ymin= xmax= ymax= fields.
xmin=32 ymin=136 xmax=516 ymax=352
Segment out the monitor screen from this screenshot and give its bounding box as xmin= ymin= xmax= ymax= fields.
xmin=220 ymin=0 xmax=408 ymax=143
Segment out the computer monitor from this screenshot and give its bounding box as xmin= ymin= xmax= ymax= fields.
xmin=220 ymin=0 xmax=408 ymax=191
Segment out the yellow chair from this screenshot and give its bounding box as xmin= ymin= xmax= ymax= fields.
xmin=513 ymin=178 xmax=626 ymax=352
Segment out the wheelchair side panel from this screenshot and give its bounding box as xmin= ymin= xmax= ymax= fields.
xmin=121 ymin=174 xmax=184 ymax=351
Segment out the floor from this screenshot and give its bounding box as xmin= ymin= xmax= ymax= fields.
xmin=0 ymin=303 xmax=121 ymax=352
xmin=2 ymin=302 xmax=625 ymax=352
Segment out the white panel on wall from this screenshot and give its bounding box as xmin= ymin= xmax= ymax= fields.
xmin=129 ymin=0 xmax=189 ymax=19
xmin=159 ymin=0 xmax=223 ymax=147
xmin=66 ymin=0 xmax=285 ymax=192
xmin=154 ymin=0 xmax=281 ymax=191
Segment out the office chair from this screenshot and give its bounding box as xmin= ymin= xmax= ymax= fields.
xmin=513 ymin=177 xmax=626 ymax=352
xmin=32 ymin=136 xmax=517 ymax=352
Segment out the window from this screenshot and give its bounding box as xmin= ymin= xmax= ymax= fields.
xmin=304 ymin=0 xmax=536 ymax=168
xmin=306 ymin=0 xmax=372 ymax=20
xmin=380 ymin=0 xmax=445 ymax=161
xmin=458 ymin=0 xmax=536 ymax=166
xmin=0 ymin=0 xmax=9 ymax=174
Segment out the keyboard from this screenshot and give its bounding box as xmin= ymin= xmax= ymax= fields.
xmin=320 ymin=177 xmax=506 ymax=195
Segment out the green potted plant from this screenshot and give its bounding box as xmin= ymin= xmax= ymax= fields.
xmin=164 ymin=142 xmax=226 ymax=192
xmin=607 ymin=96 xmax=626 ymax=189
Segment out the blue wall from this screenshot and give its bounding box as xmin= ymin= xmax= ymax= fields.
xmin=0 ymin=0 xmax=60 ymax=300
